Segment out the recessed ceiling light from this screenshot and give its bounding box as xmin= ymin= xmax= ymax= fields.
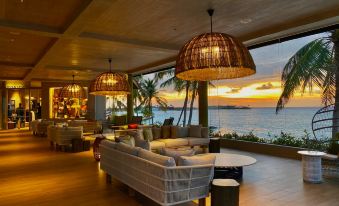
xmin=240 ymin=18 xmax=252 ymax=24
xmin=10 ymin=39 xmax=15 ymax=42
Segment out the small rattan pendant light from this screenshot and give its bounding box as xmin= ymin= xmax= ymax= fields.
xmin=175 ymin=9 xmax=256 ymax=81
xmin=59 ymin=75 xmax=85 ymax=99
xmin=89 ymin=59 xmax=130 ymax=96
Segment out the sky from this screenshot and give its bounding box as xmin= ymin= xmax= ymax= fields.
xmin=144 ymin=32 xmax=329 ymax=108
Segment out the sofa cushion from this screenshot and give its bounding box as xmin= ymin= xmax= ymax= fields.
xmin=138 ymin=148 xmax=176 ymax=167
xmin=162 ymin=126 xmax=171 ymax=138
xmin=135 ymin=139 xmax=150 ymax=151
xmin=143 ymin=128 xmax=153 ymax=141
xmin=116 ymin=142 xmax=139 ymax=156
xmin=186 ymin=137 xmax=210 ymax=146
xmin=162 ymin=148 xmax=195 ymax=163
xmin=171 ymin=126 xmax=189 ymax=138
xmin=152 ymin=127 xmax=162 ymax=140
xmin=157 ymin=138 xmax=188 ymax=148
xmin=150 ymin=140 xmax=166 ymax=150
xmin=189 ymin=125 xmax=202 ymax=138
xmin=178 ymin=153 xmax=216 ymax=166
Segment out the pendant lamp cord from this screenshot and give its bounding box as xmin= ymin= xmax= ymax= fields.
xmin=207 ymin=9 xmax=214 ymax=34
xmin=108 ymin=58 xmax=112 ymax=72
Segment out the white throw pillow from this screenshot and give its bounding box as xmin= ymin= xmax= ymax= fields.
xmin=178 ymin=153 xmax=216 ymax=166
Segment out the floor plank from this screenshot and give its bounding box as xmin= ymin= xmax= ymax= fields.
xmin=0 ymin=129 xmax=338 ymax=206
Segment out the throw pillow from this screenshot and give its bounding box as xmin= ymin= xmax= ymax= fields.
xmin=162 ymin=126 xmax=171 ymax=139
xmin=152 ymin=127 xmax=162 ymax=140
xmin=201 ymin=127 xmax=209 ymax=138
xmin=117 ymin=135 xmax=135 ymax=147
xmin=170 ymin=126 xmax=180 ymax=138
xmin=178 ymin=153 xmax=216 ymax=166
xmin=138 ymin=149 xmax=176 ymax=167
xmin=143 ymin=128 xmax=153 ymax=141
xmin=162 ymin=148 xmax=195 ymax=163
xmin=189 ymin=125 xmax=202 ymax=138
xmin=128 ymin=124 xmax=138 ymax=129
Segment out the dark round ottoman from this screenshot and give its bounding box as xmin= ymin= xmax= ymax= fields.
xmin=211 ymin=179 xmax=240 ymax=206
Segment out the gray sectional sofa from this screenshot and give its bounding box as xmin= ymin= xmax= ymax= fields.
xmin=125 ymin=125 xmax=210 ymax=151
xmin=100 ymin=140 xmax=215 ymax=206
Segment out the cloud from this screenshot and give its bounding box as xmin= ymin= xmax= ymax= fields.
xmin=256 ymin=82 xmax=278 ymax=90
xmin=226 ymin=88 xmax=241 ymax=94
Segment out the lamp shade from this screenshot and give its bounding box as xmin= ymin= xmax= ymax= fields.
xmin=89 ymin=71 xmax=130 ymax=96
xmin=59 ymin=76 xmax=85 ymax=99
xmin=175 ymin=32 xmax=256 ymax=81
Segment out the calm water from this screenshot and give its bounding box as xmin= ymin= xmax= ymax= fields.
xmin=147 ymin=107 xmax=321 ymax=139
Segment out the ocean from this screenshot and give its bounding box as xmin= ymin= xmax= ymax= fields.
xmin=146 ymin=107 xmax=321 ymax=139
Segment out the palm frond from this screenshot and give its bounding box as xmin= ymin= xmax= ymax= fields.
xmin=276 ymin=38 xmax=334 ymax=113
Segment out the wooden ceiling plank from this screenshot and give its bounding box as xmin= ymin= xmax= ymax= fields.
xmin=24 ymin=0 xmax=116 ymax=81
xmin=128 ymin=56 xmax=176 ymax=74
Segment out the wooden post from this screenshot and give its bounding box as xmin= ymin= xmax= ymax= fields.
xmin=198 ymin=81 xmax=208 ymax=127
xmin=127 ymin=74 xmax=134 ymax=123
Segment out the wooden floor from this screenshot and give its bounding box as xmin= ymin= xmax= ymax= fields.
xmin=0 ymin=130 xmax=338 ymax=206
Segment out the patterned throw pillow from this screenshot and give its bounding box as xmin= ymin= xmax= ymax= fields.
xmin=143 ymin=128 xmax=153 ymax=141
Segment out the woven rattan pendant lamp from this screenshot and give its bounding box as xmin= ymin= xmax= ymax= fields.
xmin=175 ymin=9 xmax=256 ymax=81
xmin=89 ymin=59 xmax=130 ymax=96
xmin=59 ymin=75 xmax=85 ymax=99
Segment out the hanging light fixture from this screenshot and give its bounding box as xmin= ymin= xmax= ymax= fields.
xmin=59 ymin=74 xmax=85 ymax=99
xmin=175 ymin=9 xmax=256 ymax=81
xmin=89 ymin=59 xmax=130 ymax=96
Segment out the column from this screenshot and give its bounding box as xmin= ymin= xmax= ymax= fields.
xmin=198 ymin=81 xmax=208 ymax=127
xmin=127 ymin=74 xmax=134 ymax=123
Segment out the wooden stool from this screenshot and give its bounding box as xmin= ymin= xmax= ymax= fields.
xmin=211 ymin=179 xmax=240 ymax=206
xmin=209 ymin=138 xmax=220 ymax=153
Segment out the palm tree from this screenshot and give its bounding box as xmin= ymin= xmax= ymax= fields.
xmin=276 ymin=30 xmax=339 ymax=137
xmin=139 ymin=78 xmax=168 ymax=124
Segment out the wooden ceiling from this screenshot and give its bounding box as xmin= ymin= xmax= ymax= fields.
xmin=0 ymin=0 xmax=338 ymax=81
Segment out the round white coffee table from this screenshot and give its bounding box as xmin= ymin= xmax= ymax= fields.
xmin=214 ymin=153 xmax=257 ymax=179
xmin=298 ymin=151 xmax=326 ymax=183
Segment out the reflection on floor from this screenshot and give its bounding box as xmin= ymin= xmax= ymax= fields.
xmin=0 ymin=129 xmax=338 ymax=206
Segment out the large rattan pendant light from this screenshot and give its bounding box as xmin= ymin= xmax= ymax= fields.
xmin=59 ymin=75 xmax=85 ymax=99
xmin=175 ymin=9 xmax=256 ymax=81
xmin=89 ymin=59 xmax=130 ymax=96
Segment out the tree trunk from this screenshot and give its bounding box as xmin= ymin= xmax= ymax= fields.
xmin=149 ymin=100 xmax=153 ymax=125
xmin=176 ymin=105 xmax=184 ymax=126
xmin=332 ymin=30 xmax=339 ymax=138
xmin=182 ymin=81 xmax=190 ymax=127
xmin=188 ymin=82 xmax=197 ymax=125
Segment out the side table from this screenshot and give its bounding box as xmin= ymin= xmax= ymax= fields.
xmin=209 ymin=138 xmax=220 ymax=153
xmin=298 ymin=151 xmax=326 ymax=183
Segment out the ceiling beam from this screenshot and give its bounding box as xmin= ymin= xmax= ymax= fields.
xmin=24 ymin=0 xmax=115 ymax=81
xmin=0 ymin=61 xmax=33 ymax=68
